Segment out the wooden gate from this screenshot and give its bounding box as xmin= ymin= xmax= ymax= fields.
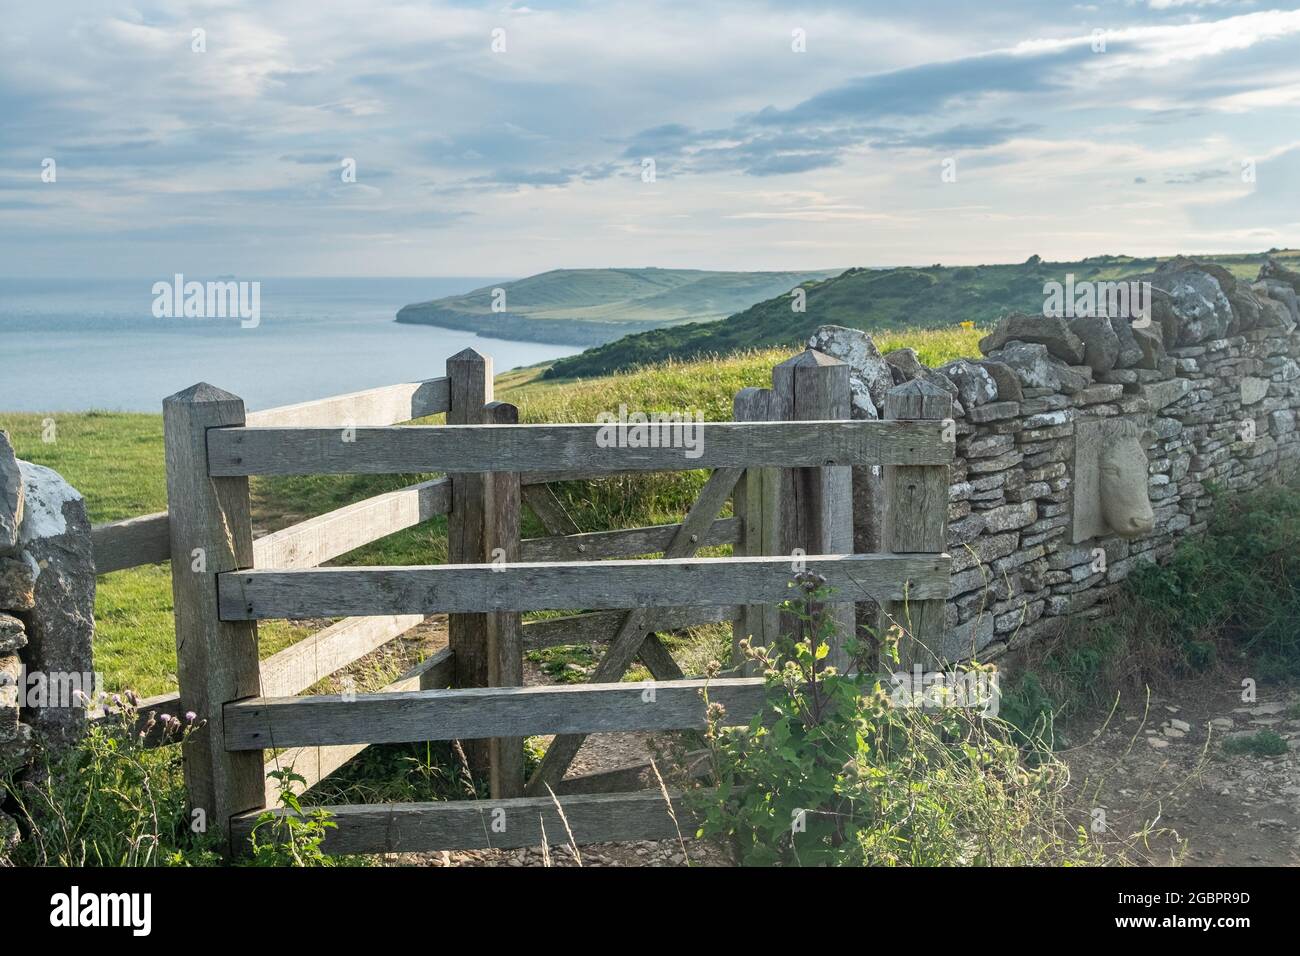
xmin=159 ymin=346 xmax=952 ymax=855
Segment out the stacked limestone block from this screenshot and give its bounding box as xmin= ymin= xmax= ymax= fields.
xmin=810 ymin=256 xmax=1300 ymax=664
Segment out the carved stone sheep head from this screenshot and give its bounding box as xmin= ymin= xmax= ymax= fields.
xmin=1097 ymin=418 xmax=1156 ymax=538
xmin=1070 ymin=415 xmax=1158 ymax=543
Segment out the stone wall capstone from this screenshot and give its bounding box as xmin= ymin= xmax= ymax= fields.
xmin=812 ymin=256 xmax=1300 ymax=664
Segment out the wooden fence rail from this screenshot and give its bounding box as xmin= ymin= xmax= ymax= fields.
xmin=148 ymin=345 xmax=953 ymax=856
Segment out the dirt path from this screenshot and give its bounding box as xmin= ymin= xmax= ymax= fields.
xmin=1059 ymin=679 xmax=1300 ymax=866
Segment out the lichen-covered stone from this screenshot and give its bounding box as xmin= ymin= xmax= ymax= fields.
xmin=0 ymin=431 xmax=22 ymax=554
xmin=1150 ymin=264 xmax=1233 ymax=345
xmin=980 ymin=312 xmax=1086 ymax=364
xmin=984 ymin=341 xmax=1090 ymax=394
xmin=807 ymin=326 xmax=892 ymax=416
xmin=937 ymin=359 xmax=997 ymax=408
xmin=1240 ymin=377 xmax=1269 ymax=405
xmin=0 ymin=554 xmax=37 ymax=611
xmin=1068 ymin=315 xmax=1120 ymax=374
xmin=972 ymin=359 xmax=1022 ymax=402
xmin=16 ymin=460 xmax=95 ymax=746
xmin=0 ymin=613 xmax=25 ymax=653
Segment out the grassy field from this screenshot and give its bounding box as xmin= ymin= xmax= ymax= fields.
xmin=0 ymin=326 xmax=983 ymax=697
xmin=547 ymin=249 xmax=1300 ymax=379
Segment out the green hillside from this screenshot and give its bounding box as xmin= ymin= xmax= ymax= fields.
xmin=545 ymin=250 xmax=1300 ymax=379
xmin=395 ymin=267 xmax=840 ymax=346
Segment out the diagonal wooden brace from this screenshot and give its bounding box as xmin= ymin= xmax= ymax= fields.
xmin=525 ymin=467 xmax=743 ymax=795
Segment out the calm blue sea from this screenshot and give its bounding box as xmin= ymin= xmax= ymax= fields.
xmin=0 ymin=277 xmax=581 ymax=412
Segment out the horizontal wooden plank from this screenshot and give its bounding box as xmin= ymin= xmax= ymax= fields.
xmin=245 ymin=377 xmax=450 ymax=428
xmin=265 ymin=648 xmax=453 ymax=803
xmin=225 ymin=676 xmax=765 ymax=750
xmin=91 ymin=511 xmax=171 ymax=573
xmin=217 ymin=552 xmax=951 ymax=620
xmin=519 ymin=516 xmax=741 ymax=562
xmin=207 ymin=420 xmax=953 ymax=477
xmin=251 ymin=478 xmax=449 ymax=570
xmin=231 ymin=790 xmax=696 ymax=854
xmin=522 ymin=605 xmax=736 ymax=650
xmin=259 ymin=614 xmax=425 ymax=698
xmin=91 ymin=478 xmax=450 ymax=574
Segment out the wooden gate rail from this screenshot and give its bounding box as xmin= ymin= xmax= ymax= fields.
xmin=206 ymin=419 xmax=951 ymax=476
xmin=216 ymin=553 xmax=950 ymax=620
xmin=231 ymin=790 xmax=698 ymax=855
xmin=225 ymin=677 xmax=767 ymax=750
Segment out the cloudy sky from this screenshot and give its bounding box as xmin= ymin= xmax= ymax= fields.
xmin=2 ymin=0 xmax=1298 ymax=277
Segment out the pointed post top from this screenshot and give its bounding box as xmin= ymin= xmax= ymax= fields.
xmin=886 ymin=377 xmax=950 ymax=399
xmin=446 ymin=347 xmax=488 ymax=365
xmin=164 ymin=382 xmax=243 ymax=406
xmin=885 ymin=377 xmax=953 ymax=421
xmin=775 ymin=347 xmax=845 ymax=370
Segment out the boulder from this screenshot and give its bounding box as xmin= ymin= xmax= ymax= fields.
xmin=1259 ymin=257 xmax=1300 ymax=294
xmin=984 ymin=341 xmax=1091 ymax=394
xmin=1255 ymin=293 xmax=1297 ymax=332
xmin=16 ymin=461 xmax=96 ymax=745
xmin=980 ymin=312 xmax=1085 ymax=365
xmin=1132 ymin=324 xmax=1165 ymax=370
xmin=1149 ymin=263 xmax=1232 ymax=345
xmin=1227 ymin=286 xmax=1263 ymax=333
xmin=1258 ymin=280 xmax=1299 ymax=324
xmin=0 ymin=432 xmax=22 ymax=554
xmin=1068 ymin=315 xmax=1120 ymax=374
xmin=972 ymin=359 xmax=1023 ymax=402
xmin=1107 ymin=315 xmax=1144 ymax=369
xmin=883 ymin=348 xmax=963 ymax=411
xmin=807 ymin=326 xmax=893 ymax=416
xmin=937 ymin=359 xmax=997 ymax=407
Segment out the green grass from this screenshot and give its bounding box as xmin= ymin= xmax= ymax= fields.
xmin=1221 ymin=729 xmax=1289 ymax=758
xmin=546 ymin=249 xmax=1300 ymax=379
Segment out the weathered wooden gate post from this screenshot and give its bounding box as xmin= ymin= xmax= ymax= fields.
xmin=772 ymin=349 xmax=855 ymax=670
xmin=163 ymin=383 xmax=265 ymax=854
xmin=734 ymin=349 xmax=854 ymax=670
xmin=883 ymin=379 xmax=953 ymax=669
xmin=731 ymin=386 xmax=778 ymax=670
xmin=446 ymin=348 xmax=494 ymax=771
xmin=484 ymin=400 xmax=524 ymax=798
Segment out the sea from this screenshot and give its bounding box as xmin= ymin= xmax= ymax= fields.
xmin=0 ymin=277 xmax=582 ymax=412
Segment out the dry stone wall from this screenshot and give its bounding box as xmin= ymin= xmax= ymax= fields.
xmin=813 ymin=256 xmax=1300 ymax=664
